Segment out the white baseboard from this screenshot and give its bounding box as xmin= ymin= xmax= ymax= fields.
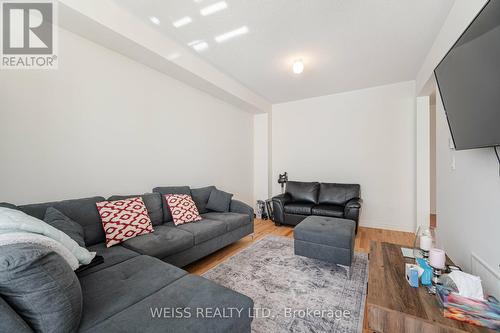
xmin=359 ymin=221 xmax=415 ymax=233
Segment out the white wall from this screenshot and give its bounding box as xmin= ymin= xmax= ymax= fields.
xmin=435 ymin=92 xmax=500 ymax=296
xmin=0 ymin=27 xmax=254 ymax=205
xmin=272 ymin=81 xmax=416 ymax=232
xmin=430 ymin=103 xmax=437 ymax=214
xmin=253 ymin=113 xmax=269 ymax=208
xmin=416 ymin=96 xmax=430 ymax=228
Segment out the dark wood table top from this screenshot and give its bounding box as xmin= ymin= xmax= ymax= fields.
xmin=367 ymin=241 xmax=495 ymax=333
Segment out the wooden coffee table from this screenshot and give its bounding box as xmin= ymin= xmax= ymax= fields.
xmin=367 ymin=241 xmax=495 ymax=333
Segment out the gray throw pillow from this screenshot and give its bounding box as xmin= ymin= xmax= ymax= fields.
xmin=206 ymin=188 xmax=233 ymax=212
xmin=44 ymin=207 xmax=86 ymax=247
xmin=190 ymin=186 xmax=215 ymax=214
xmin=0 ymin=244 xmax=83 ymax=333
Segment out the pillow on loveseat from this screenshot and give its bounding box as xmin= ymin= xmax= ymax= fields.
xmin=96 ymin=197 xmax=154 ymax=247
xmin=206 ymin=188 xmax=233 ymax=212
xmin=0 ymin=244 xmax=83 ymax=333
xmin=165 ymin=194 xmax=202 ymax=226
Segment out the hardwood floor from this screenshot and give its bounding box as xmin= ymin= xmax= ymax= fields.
xmin=184 ymin=218 xmax=415 ymax=332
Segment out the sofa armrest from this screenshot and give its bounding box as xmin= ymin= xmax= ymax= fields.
xmin=271 ymin=193 xmax=291 ymax=224
xmin=229 ymin=200 xmax=254 ymax=221
xmin=345 ymin=198 xmax=362 ymax=209
xmin=344 ymin=198 xmax=362 ymax=233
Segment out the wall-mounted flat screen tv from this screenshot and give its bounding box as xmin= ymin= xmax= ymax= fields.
xmin=434 ymin=0 xmax=500 ymax=150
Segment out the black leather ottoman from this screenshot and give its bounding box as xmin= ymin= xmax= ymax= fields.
xmin=294 ymin=216 xmax=356 ymax=278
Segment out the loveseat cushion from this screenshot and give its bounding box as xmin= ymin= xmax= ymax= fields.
xmin=78 ymin=255 xmax=187 ymax=331
xmin=311 ymin=204 xmax=344 ymax=218
xmin=201 ymin=212 xmax=250 ymax=231
xmin=80 ymin=274 xmax=253 ymax=333
xmin=285 ymin=181 xmax=320 ymax=204
xmin=77 ymin=243 xmax=140 ymax=278
xmin=284 ymin=202 xmax=315 ymax=215
xmin=318 ymin=183 xmax=360 ymax=205
xmin=152 ymin=186 xmax=191 ymax=222
xmin=108 ymin=193 xmax=163 ymax=226
xmin=191 ymin=186 xmax=215 ymax=214
xmin=176 ymin=219 xmax=227 ymax=244
xmin=121 ymin=225 xmax=194 ymax=258
xmin=18 ymin=196 xmax=106 ymax=246
xmin=0 ymin=244 xmax=82 ymax=333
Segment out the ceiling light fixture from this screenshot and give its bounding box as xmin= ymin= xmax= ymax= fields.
xmin=172 ymin=16 xmax=192 ymax=28
xmin=215 ymin=26 xmax=249 ymax=43
xmin=149 ymin=16 xmax=161 ymax=25
xmin=200 ymin=1 xmax=227 ymax=16
xmin=188 ymin=40 xmax=209 ymax=52
xmin=292 ymin=59 xmax=304 ymax=74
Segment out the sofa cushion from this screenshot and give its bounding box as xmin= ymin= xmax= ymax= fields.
xmin=165 ymin=194 xmax=202 ymax=226
xmin=152 ymin=186 xmax=191 ymax=222
xmin=108 ymin=193 xmax=163 ymax=226
xmin=285 ymin=181 xmax=320 ymax=204
xmin=78 ymin=255 xmax=187 ymax=331
xmin=176 ymin=219 xmax=227 ymax=244
xmin=190 ymin=186 xmax=215 ymax=214
xmin=311 ymin=204 xmax=345 ymax=218
xmin=96 ymin=197 xmax=154 ymax=247
xmin=121 ymin=225 xmax=194 ymax=258
xmin=77 ymin=243 xmax=139 ymax=278
xmin=0 ymin=244 xmax=82 ymax=333
xmin=80 ymin=274 xmax=253 ymax=333
xmin=284 ymin=202 xmax=315 ymax=215
xmin=18 ymin=196 xmax=106 ymax=246
xmin=201 ymin=212 xmax=249 ymax=231
xmin=44 ymin=207 xmax=86 ymax=247
xmin=206 ymin=188 xmax=233 ymax=212
xmin=318 ymin=183 xmax=360 ymax=205
xmin=0 ymin=296 xmax=32 ymax=333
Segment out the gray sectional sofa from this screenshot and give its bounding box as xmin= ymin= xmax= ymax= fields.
xmin=0 ymin=185 xmax=255 ymax=333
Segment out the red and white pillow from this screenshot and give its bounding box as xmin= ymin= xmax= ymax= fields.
xmin=165 ymin=194 xmax=202 ymax=226
xmin=96 ymin=197 xmax=154 ymax=247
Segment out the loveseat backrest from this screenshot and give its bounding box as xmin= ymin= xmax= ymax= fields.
xmin=318 ymin=183 xmax=360 ymax=206
xmin=285 ymin=181 xmax=320 ymax=204
xmin=18 ymin=196 xmax=106 ymax=246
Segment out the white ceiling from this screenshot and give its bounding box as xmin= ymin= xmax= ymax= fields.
xmin=114 ymin=0 xmax=455 ymax=104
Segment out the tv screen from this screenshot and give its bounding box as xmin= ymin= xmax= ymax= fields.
xmin=434 ymin=0 xmax=500 ymax=150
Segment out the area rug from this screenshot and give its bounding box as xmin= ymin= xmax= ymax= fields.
xmin=203 ymin=235 xmax=368 ymax=333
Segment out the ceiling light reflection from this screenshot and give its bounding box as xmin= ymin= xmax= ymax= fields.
xmin=188 ymin=40 xmax=209 ymax=52
xmin=149 ymin=16 xmax=161 ymax=25
xmin=200 ymin=1 xmax=227 ymax=16
xmin=215 ymin=26 xmax=249 ymax=43
xmin=173 ymin=16 xmax=192 ymax=28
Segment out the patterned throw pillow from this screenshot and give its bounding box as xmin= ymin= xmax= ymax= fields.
xmin=165 ymin=194 xmax=202 ymax=226
xmin=96 ymin=197 xmax=154 ymax=247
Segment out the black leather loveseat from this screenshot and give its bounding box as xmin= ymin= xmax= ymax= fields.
xmin=272 ymin=181 xmax=362 ymax=232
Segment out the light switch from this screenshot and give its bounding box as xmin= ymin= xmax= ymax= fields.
xmin=451 ymin=155 xmax=456 ymax=170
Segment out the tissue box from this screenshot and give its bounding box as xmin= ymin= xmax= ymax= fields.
xmin=416 ymin=258 xmax=433 ymax=286
xmin=405 ymin=263 xmax=420 ymax=288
